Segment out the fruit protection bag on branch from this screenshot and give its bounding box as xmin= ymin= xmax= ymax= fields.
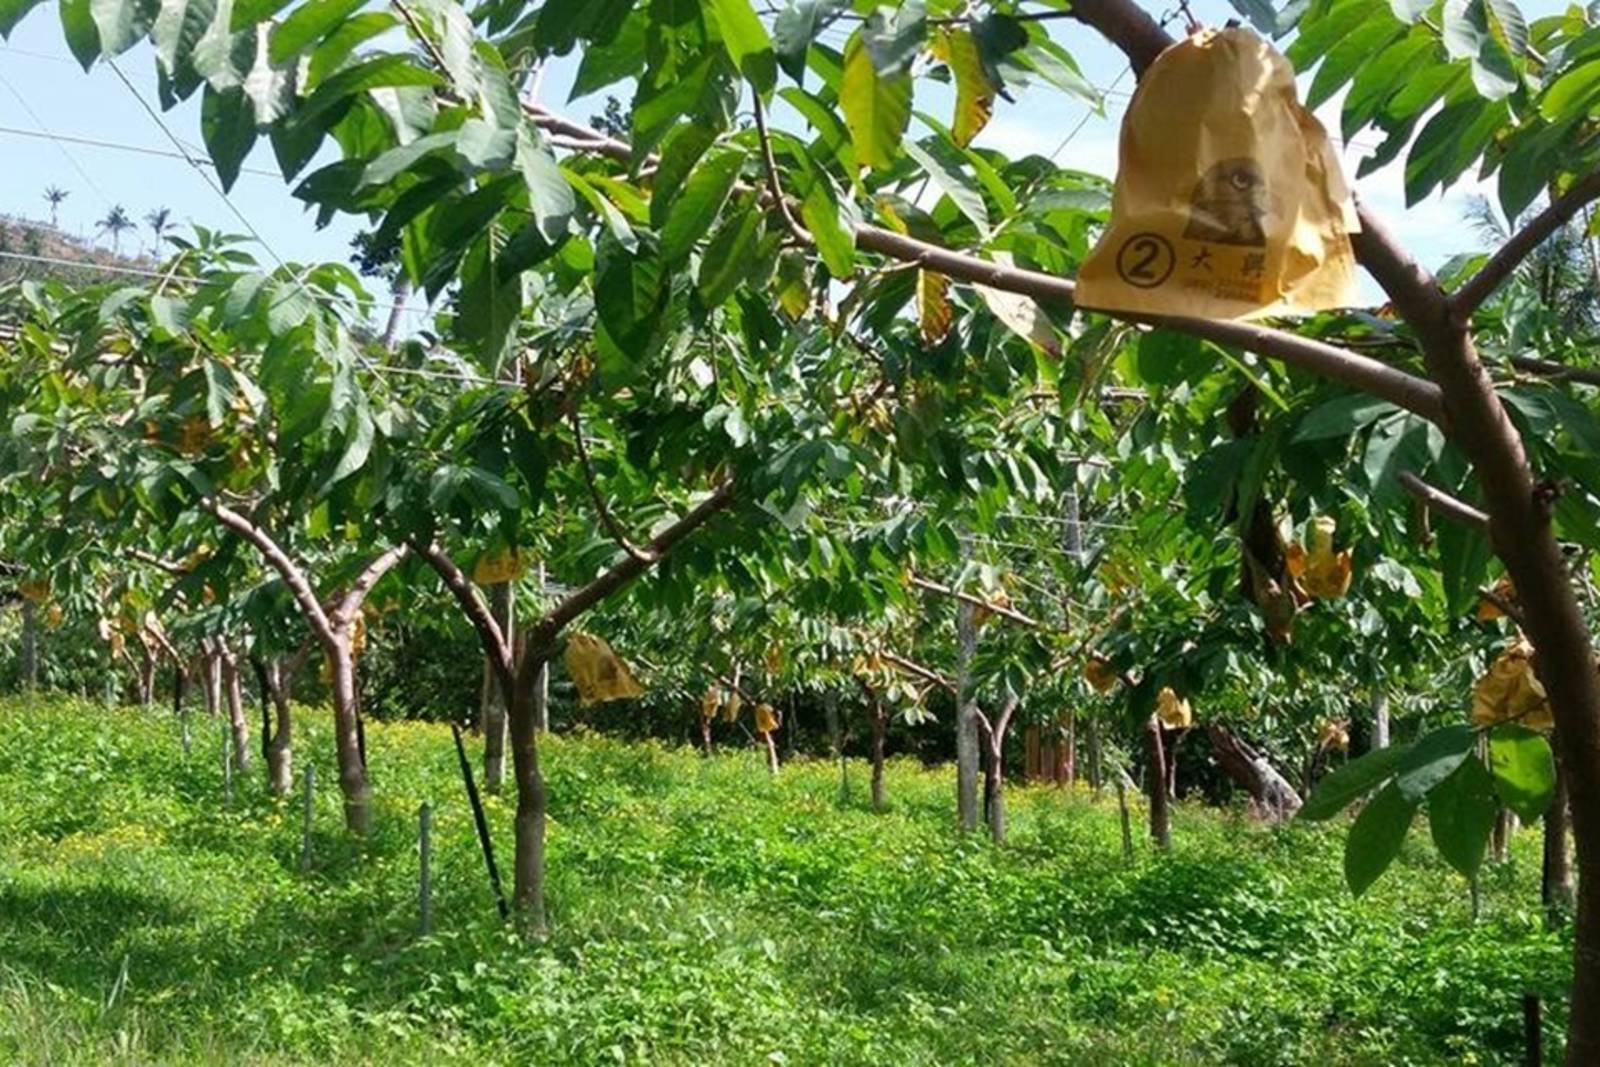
xmin=1076 ymin=27 xmax=1360 ymax=320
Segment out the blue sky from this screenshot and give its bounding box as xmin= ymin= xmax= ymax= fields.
xmin=0 ymin=1 xmax=1566 ymax=324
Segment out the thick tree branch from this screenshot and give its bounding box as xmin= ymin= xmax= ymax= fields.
xmin=1398 ymin=470 xmax=1489 ymax=532
xmin=202 ymin=499 xmax=335 ymax=646
xmin=1511 ymin=355 xmax=1600 ymax=388
xmin=752 ymin=93 xmax=810 ymax=245
xmin=523 ymin=481 xmax=736 ymax=658
xmin=992 ymin=691 xmax=1022 ymax=743
xmin=879 ymin=648 xmax=956 ymax=692
xmin=570 ymin=406 xmax=655 ymax=564
xmin=909 ymin=574 xmax=1049 ymax=631
xmin=415 ymin=541 xmax=514 ymax=692
xmin=1478 ymin=585 xmax=1526 ymax=627
xmin=1454 ymin=171 xmax=1600 ymax=316
xmin=330 ymin=544 xmax=411 ymax=633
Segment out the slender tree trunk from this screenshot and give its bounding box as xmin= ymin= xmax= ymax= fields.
xmin=1371 ymin=687 xmax=1391 ymax=750
xmin=533 ymin=563 xmax=550 ymax=733
xmin=1207 ymin=723 xmax=1302 ymax=821
xmin=1061 ymin=712 xmax=1076 ymax=784
xmin=200 ymin=646 xmax=221 ymax=718
xmin=699 ymin=711 xmax=715 ymax=755
xmin=253 ymin=655 xmax=293 ymax=796
xmin=508 ymin=659 xmax=548 ymax=934
xmin=482 ymin=582 xmax=513 ymax=792
xmin=1087 ymin=716 xmax=1103 ymax=792
xmin=870 ymin=702 xmax=888 ymax=812
xmin=1493 ymin=808 xmax=1519 ymax=863
xmin=985 ymin=734 xmax=1006 ymax=844
xmin=380 ymin=276 xmax=411 ymax=350
xmin=19 ymin=599 xmax=38 ymax=691
xmin=955 ymin=600 xmax=980 ymax=833
xmin=763 ymin=730 xmax=779 ymax=775
xmin=137 ymin=644 xmax=156 ymax=707
xmin=1545 ymin=740 xmax=1575 ymax=924
xmin=1146 ymin=718 xmax=1171 ymax=850
xmin=222 ymin=650 xmax=251 ymax=772
xmin=328 ymin=641 xmax=371 ymax=835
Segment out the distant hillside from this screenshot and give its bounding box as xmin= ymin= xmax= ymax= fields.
xmin=0 ymin=212 xmax=155 ymax=288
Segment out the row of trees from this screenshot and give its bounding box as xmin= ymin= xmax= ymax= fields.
xmin=1 ymin=0 xmax=1598 ymax=1058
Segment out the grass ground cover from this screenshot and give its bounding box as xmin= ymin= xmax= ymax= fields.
xmin=0 ymin=696 xmax=1570 ymax=1065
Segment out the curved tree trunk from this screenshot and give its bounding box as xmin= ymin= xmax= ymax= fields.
xmin=252 ymin=655 xmax=294 ymax=796
xmin=985 ymin=736 xmax=1006 ymax=844
xmin=1207 ymin=723 xmax=1301 ymax=821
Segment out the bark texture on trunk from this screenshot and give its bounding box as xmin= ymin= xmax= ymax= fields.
xmin=1146 ymin=719 xmax=1171 ymax=850
xmin=1087 ymin=717 xmax=1104 ymax=791
xmin=328 ymin=642 xmax=371 ymax=835
xmin=482 ymin=582 xmax=513 ymax=792
xmin=1545 ymin=741 xmax=1575 ymax=923
xmin=1207 ymin=723 xmax=1302 ymax=821
xmin=222 ymin=650 xmax=251 ymax=772
xmin=254 ymin=656 xmax=294 ymax=796
xmin=954 ymin=601 xmax=980 ymax=833
xmin=137 ymin=645 xmax=157 ymax=707
xmin=508 ymin=667 xmax=548 ymax=934
xmin=985 ymin=737 xmax=1006 ymax=844
xmin=1371 ymin=688 xmax=1391 ymax=749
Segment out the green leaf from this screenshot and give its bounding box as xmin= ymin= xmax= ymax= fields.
xmin=1437 ymin=497 xmax=1492 ymax=614
xmin=324 ymin=395 xmax=373 ymax=491
xmin=570 ymin=9 xmax=645 ymax=97
xmin=649 ymin=123 xmax=718 ymax=230
xmin=1226 ymin=0 xmax=1280 ymax=34
xmin=200 ymin=84 xmax=257 ymax=192
xmin=840 ymin=30 xmax=911 ymax=172
xmin=863 ymin=0 xmax=925 ymax=76
xmin=697 ymin=196 xmax=763 ymax=307
xmin=800 ymin=181 xmax=855 ymax=277
xmin=659 ymin=145 xmax=747 ymax=263
xmin=91 ymin=0 xmax=151 ymax=57
xmin=708 ymin=0 xmax=776 ymax=95
xmin=1294 ymin=394 xmax=1398 ymax=442
xmin=773 ymin=0 xmax=841 ymax=83
xmin=1539 ymin=61 xmax=1600 ymax=121
xmin=1308 ymin=17 xmax=1405 ymax=110
xmin=1301 ymin=743 xmax=1407 ymax=821
xmin=902 ymin=136 xmax=989 ymax=237
xmin=1394 ymin=724 xmax=1475 ymax=801
xmin=516 ymin=123 xmax=575 ymax=244
xmin=60 ymin=0 xmax=101 ymax=69
xmin=1488 ymin=724 xmax=1555 ymax=821
xmin=0 ymin=0 xmax=48 ymax=38
xmin=202 ymin=359 xmax=236 ymax=426
xmin=1428 ymin=755 xmax=1498 ymax=878
xmin=1344 ymin=781 xmax=1417 ymax=896
xmin=456 ymin=227 xmax=522 ymax=372
xmin=267 ymin=0 xmax=360 ymax=63
xmin=298 ymin=54 xmax=441 ymax=127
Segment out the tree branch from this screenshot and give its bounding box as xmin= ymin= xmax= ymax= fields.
xmin=1511 ymin=355 xmax=1600 ymax=388
xmin=523 ymin=481 xmax=736 ymax=658
xmin=751 ymin=93 xmax=810 ymax=245
xmin=993 ymin=691 xmax=1021 ymax=742
xmin=202 ymin=499 xmax=335 ymax=646
xmin=879 ymin=648 xmax=955 ymax=692
xmin=909 ymin=574 xmax=1049 ymax=630
xmin=129 ymin=547 xmax=189 ymax=576
xmin=1398 ymin=470 xmax=1489 ymax=532
xmin=414 ymin=541 xmax=514 ymax=692
xmin=1454 ymin=171 xmax=1600 ymax=316
xmin=1478 ymin=585 xmax=1526 ymax=627
xmin=330 ymin=544 xmax=411 ymax=633
xmin=570 ymin=406 xmax=656 ymax=564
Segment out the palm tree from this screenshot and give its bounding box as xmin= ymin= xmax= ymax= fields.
xmin=97 ymin=205 xmax=134 ymax=255
xmin=42 ymin=186 xmax=68 ymax=229
xmin=145 ymin=207 xmax=174 ymax=256
xmin=1466 ymin=195 xmax=1600 ymax=337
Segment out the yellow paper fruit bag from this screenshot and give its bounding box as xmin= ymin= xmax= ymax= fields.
xmin=1156 ymin=686 xmax=1193 ymax=729
xmin=754 ymin=703 xmax=780 ymax=735
xmin=1084 ymin=656 xmax=1119 ymax=694
xmin=1471 ymin=635 xmax=1553 ymax=731
xmin=1299 ymin=516 xmax=1353 ymax=600
xmin=563 ymin=633 xmax=645 ymax=707
xmin=1076 ymin=27 xmax=1359 ymax=320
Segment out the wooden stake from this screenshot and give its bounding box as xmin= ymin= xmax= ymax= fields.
xmin=418 ymin=802 xmax=433 ymax=935
xmin=300 ymin=764 xmax=314 ymax=872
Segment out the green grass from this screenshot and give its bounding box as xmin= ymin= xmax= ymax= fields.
xmin=0 ymin=695 xmax=1571 ymax=1065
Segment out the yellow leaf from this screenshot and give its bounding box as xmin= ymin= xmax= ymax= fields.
xmin=1084 ymin=656 xmax=1119 ymax=694
xmin=975 ymin=256 xmax=1061 ymax=356
xmin=1477 ymin=575 xmax=1517 ymax=621
xmin=1471 ymin=635 xmax=1553 ymax=731
xmin=1300 ymin=516 xmax=1353 ymax=600
xmin=940 ymin=28 xmax=995 ymax=148
xmin=840 ymin=31 xmax=912 ymax=172
xmin=918 ymin=270 xmax=951 ymax=345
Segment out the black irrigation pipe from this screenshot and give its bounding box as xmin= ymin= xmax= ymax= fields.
xmin=250 ymin=655 xmax=271 ymax=762
xmin=452 ymin=722 xmax=509 ymax=921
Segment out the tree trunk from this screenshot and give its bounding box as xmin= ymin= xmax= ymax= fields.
xmin=508 ymin=657 xmax=548 ymax=934
xmin=221 ymin=650 xmax=251 ymax=773
xmin=1060 ymin=712 xmax=1076 ymax=784
xmin=1164 ymin=727 xmax=1183 ymax=800
xmin=253 ymin=655 xmax=293 ymax=796
xmin=380 ymin=276 xmax=410 ymax=350
xmin=482 ymin=582 xmax=513 ymax=792
xmin=1493 ymin=808 xmax=1519 ymax=863
xmin=954 ymin=600 xmax=980 ymax=832
xmin=1371 ymin=687 xmax=1391 ymax=749
xmin=699 ymin=710 xmax=715 ymax=755
xmin=1207 ymin=723 xmax=1302 ymax=821
xmin=19 ymin=599 xmax=37 ymax=690
xmin=137 ymin=644 xmax=156 ymax=707
xmin=763 ymin=730 xmax=780 ymax=775
xmin=328 ymin=641 xmax=371 ymax=835
xmin=825 ymin=690 xmax=847 ymax=805
xmin=533 ymin=562 xmax=550 ymax=733
xmin=200 ymin=646 xmax=221 ymax=718
xmin=1087 ymin=716 xmax=1103 ymax=791
xmin=870 ymin=702 xmax=887 ymax=812
xmin=985 ymin=735 xmax=1006 ymax=844
xmin=1545 ymin=740 xmax=1575 ymax=924
xmin=1145 ymin=719 xmax=1171 ymax=849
